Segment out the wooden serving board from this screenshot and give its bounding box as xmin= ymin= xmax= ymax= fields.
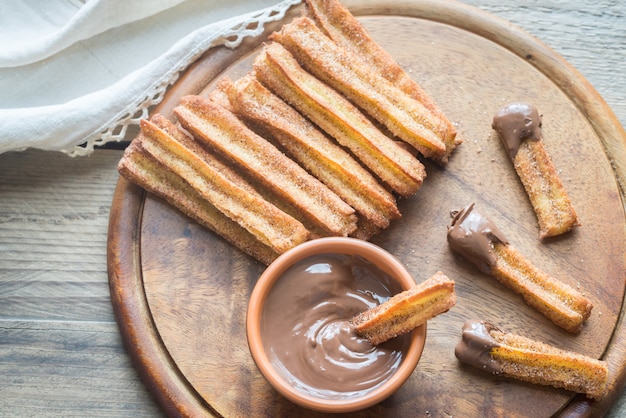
xmin=107 ymin=1 xmax=626 ymax=416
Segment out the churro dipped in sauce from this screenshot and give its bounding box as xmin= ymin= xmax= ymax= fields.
xmin=491 ymin=102 xmax=579 ymax=239
xmin=447 ymin=204 xmax=592 ymax=333
xmin=455 ymin=320 xmax=609 ymax=399
xmin=455 ymin=320 xmax=504 ymax=374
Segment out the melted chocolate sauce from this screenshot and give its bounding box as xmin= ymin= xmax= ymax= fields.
xmin=261 ymin=253 xmax=410 ymax=400
xmin=447 ymin=203 xmax=509 ymax=274
xmin=455 ymin=320 xmax=503 ymax=374
xmin=492 ymin=102 xmax=542 ymax=159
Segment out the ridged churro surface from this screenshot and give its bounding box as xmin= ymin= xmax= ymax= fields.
xmin=174 ymin=95 xmax=358 ymax=237
xmin=225 ymin=74 xmax=401 ymax=229
xmin=254 ymin=42 xmax=426 ymax=197
xmin=272 ymin=16 xmax=448 ymax=162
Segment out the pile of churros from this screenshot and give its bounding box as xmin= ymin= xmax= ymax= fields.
xmin=118 ymin=0 xmax=458 ymax=265
xmin=118 ymin=0 xmax=608 ymax=405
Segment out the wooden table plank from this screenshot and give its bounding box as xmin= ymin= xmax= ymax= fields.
xmin=0 ymin=321 xmax=163 ymax=417
xmin=0 ymin=149 xmax=166 ymax=417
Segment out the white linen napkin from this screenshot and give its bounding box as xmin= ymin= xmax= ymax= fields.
xmin=0 ymin=0 xmax=188 ymax=68
xmin=0 ymin=0 xmax=301 ymax=156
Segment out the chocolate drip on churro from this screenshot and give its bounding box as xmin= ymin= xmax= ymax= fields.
xmin=491 ymin=103 xmax=578 ymax=239
xmin=447 ymin=203 xmax=509 ymax=274
xmin=492 ymin=102 xmax=542 ymax=159
xmin=454 ymin=320 xmax=503 ymax=374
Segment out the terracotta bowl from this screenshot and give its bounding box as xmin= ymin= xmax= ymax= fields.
xmin=246 ymin=237 xmax=427 ymax=413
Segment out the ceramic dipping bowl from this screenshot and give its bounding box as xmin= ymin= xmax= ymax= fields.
xmin=246 ymin=237 xmax=426 ymax=413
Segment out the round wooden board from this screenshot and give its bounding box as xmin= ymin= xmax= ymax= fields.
xmin=107 ymin=1 xmax=626 ymax=416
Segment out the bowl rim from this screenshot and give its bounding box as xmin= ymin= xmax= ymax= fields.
xmin=246 ymin=237 xmax=427 ymax=413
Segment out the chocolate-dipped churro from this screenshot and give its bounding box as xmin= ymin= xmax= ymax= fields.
xmin=447 ymin=204 xmax=592 ymax=332
xmin=492 ymin=103 xmax=579 ymax=239
xmin=455 ymin=320 xmax=608 ymax=400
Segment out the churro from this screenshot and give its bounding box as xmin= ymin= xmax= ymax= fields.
xmin=271 ymin=16 xmax=449 ymax=162
xmin=492 ymin=103 xmax=579 ymax=239
xmin=120 ymin=115 xmax=309 ymax=255
xmin=304 ymin=0 xmax=460 ymax=162
xmin=224 ymin=73 xmax=401 ymax=229
xmin=455 ymin=320 xmax=608 ymax=400
xmin=173 ymin=95 xmax=358 ymax=237
xmin=118 ymin=125 xmax=279 ymax=265
xmin=254 ymin=42 xmax=426 ymax=197
xmin=447 ymin=204 xmax=592 ymax=332
xmin=351 ymin=271 xmax=456 ymax=345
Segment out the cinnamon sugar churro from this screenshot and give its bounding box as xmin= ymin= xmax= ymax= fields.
xmin=492 ymin=103 xmax=579 ymax=239
xmin=271 ymin=16 xmax=449 ymax=162
xmin=223 ymin=74 xmax=401 ymax=229
xmin=447 ymin=204 xmax=592 ymax=333
xmin=303 ymin=0 xmax=460 ymax=161
xmin=351 ymin=271 xmax=456 ymax=345
xmin=253 ymin=42 xmax=426 ymax=197
xmin=118 ymin=0 xmax=465 ymax=262
xmin=173 ymin=95 xmax=358 ymax=237
xmin=118 ymin=131 xmax=279 ymax=264
xmin=455 ymin=320 xmax=608 ymax=400
xmin=119 ymin=115 xmax=309 ymax=256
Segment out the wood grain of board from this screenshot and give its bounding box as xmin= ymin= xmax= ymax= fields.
xmin=107 ymin=1 xmax=626 ymax=417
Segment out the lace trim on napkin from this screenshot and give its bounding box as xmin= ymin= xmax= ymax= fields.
xmin=70 ymin=0 xmax=301 ymax=156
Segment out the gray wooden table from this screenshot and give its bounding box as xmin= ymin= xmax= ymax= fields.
xmin=1 ymin=1 xmax=624 ymax=416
